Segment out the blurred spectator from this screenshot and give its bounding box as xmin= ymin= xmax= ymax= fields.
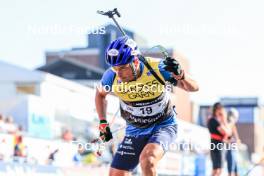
xmin=207 ymin=102 xmax=232 ymax=176
xmin=16 ymin=125 xmax=24 ymax=136
xmin=0 ymin=114 xmax=5 ymax=132
xmin=62 ymin=128 xmax=73 ymax=142
xmin=47 ymin=148 xmax=59 ymax=165
xmin=225 ymin=108 xmax=241 ymax=176
xmin=73 ymin=145 xmax=84 ymax=165
xmin=82 ymin=150 xmax=98 ymax=165
xmin=0 ymin=138 xmax=7 ymax=160
xmin=13 ymin=135 xmax=26 ymax=162
xmin=4 ymin=116 xmax=17 ymax=134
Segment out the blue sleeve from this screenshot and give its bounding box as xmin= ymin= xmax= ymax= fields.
xmin=158 ymin=60 xmax=174 ymax=81
xmin=100 ymin=68 xmax=116 ymax=91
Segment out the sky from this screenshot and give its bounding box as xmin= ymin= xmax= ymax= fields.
xmin=1 ymin=0 xmax=264 ymax=104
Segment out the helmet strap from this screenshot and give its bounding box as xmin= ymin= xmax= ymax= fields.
xmin=129 ymin=62 xmax=137 ymax=81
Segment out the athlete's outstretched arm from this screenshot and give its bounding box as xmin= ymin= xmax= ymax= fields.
xmin=95 ymin=85 xmax=109 ymax=121
xmin=161 ymin=57 xmax=199 ymax=92
xmin=175 ymin=73 xmax=199 ymax=92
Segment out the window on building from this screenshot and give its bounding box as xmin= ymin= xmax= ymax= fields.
xmin=86 ymin=71 xmax=92 ymax=77
xmin=62 ymin=72 xmax=76 ymax=79
xmin=16 ymin=84 xmax=36 ymax=95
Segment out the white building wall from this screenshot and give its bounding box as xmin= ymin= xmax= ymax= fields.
xmin=39 ymin=81 xmax=95 ymax=121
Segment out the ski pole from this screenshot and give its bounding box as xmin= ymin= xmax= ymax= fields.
xmin=97 ymin=8 xmax=127 ymax=36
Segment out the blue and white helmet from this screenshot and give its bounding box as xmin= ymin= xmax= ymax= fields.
xmin=105 ymin=36 xmax=140 ymax=66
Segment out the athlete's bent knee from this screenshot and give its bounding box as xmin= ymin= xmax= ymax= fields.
xmin=140 ymin=156 xmax=156 ymax=173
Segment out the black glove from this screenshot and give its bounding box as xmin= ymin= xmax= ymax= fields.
xmin=99 ymin=119 xmax=113 ymax=142
xmin=163 ymin=57 xmax=183 ymax=76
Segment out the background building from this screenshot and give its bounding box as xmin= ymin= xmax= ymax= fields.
xmin=0 ymin=60 xmax=121 ymax=139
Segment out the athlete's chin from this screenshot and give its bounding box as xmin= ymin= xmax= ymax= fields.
xmin=119 ymin=77 xmax=131 ymax=82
